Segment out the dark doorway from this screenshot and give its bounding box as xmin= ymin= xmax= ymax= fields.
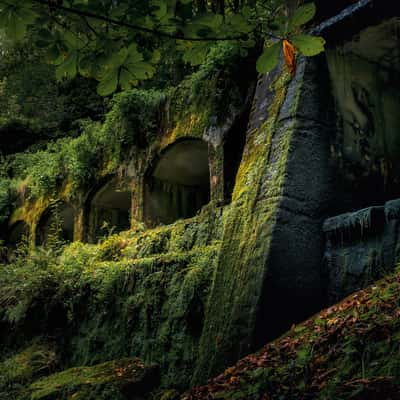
xmin=6 ymin=221 xmax=30 ymax=259
xmin=223 ymin=111 xmax=249 ymax=202
xmin=87 ymin=178 xmax=131 ymax=242
xmin=144 ymin=139 xmax=210 ymax=227
xmin=36 ymin=202 xmax=75 ymax=246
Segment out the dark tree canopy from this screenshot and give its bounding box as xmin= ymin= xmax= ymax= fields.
xmin=0 ymin=0 xmax=325 ymax=95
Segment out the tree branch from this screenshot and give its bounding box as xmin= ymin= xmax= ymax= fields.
xmin=30 ymin=0 xmax=248 ymax=42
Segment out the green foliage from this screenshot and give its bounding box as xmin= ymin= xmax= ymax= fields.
xmin=0 ymin=1 xmax=37 ymax=41
xmin=0 ymin=177 xmax=14 ymax=226
xmin=0 ymin=38 xmax=106 ymax=150
xmin=291 ymin=34 xmax=326 ymax=56
xmin=29 ymin=358 xmax=158 ymax=400
xmin=0 ymin=210 xmax=223 ymax=390
xmin=0 ymin=0 xmax=324 ymax=95
xmin=256 ymin=42 xmax=281 ymax=74
xmin=170 ymin=41 xmax=254 ymax=130
xmin=288 ymin=2 xmax=317 ymax=31
xmin=96 ymin=44 xmax=157 ymax=96
xmin=103 ymin=88 xmax=164 ymax=151
xmin=256 ymin=2 xmax=325 ymax=74
xmin=0 ymin=344 xmax=57 ymax=400
xmin=0 ymin=88 xmax=162 ymax=200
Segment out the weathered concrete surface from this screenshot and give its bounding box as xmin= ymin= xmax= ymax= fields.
xmin=193 ymin=53 xmax=336 ymax=384
xmin=324 ymin=199 xmax=400 ymax=302
xmin=254 ymin=55 xmax=336 ymax=344
xmin=326 ymin=18 xmax=400 ymax=214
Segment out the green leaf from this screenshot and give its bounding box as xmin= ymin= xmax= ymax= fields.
xmin=119 ymin=69 xmax=137 ymax=90
xmin=0 ymin=3 xmax=38 ymax=41
xmin=35 ymin=28 xmax=53 ymax=48
xmin=181 ymin=42 xmax=210 ymax=66
xmin=97 ymin=69 xmax=119 ymax=96
xmin=227 ymin=14 xmax=252 ymax=34
xmin=195 ymin=13 xmax=223 ymax=30
xmin=63 ymin=31 xmax=85 ymax=50
xmin=288 ymin=3 xmax=316 ymax=31
xmin=151 ymin=0 xmax=168 ymax=19
xmin=6 ymin=15 xmax=27 ymax=41
xmin=55 ymin=52 xmax=78 ymax=80
xmin=256 ymin=42 xmax=280 ymax=73
xmin=125 ymin=61 xmax=155 ymax=80
xmin=150 ymin=50 xmax=161 ymax=64
xmin=291 ymin=34 xmax=325 ymax=56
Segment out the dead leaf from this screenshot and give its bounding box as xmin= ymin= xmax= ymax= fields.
xmin=282 ymin=39 xmax=296 ymax=75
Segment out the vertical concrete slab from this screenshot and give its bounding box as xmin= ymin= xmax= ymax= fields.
xmin=194 ymin=55 xmax=336 ymax=383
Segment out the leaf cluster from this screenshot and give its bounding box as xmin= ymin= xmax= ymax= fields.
xmin=256 ymin=3 xmax=326 ymax=74
xmin=0 ymin=0 xmax=325 ymax=95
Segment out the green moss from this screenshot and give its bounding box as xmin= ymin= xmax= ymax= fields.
xmin=166 ymin=43 xmax=254 ymax=141
xmin=159 ymin=389 xmax=180 ymax=400
xmin=29 ymin=358 xmax=158 ymax=400
xmin=193 ymin=68 xmax=294 ymax=384
xmin=0 ymin=208 xmax=224 ymax=391
xmin=0 ymin=344 xmax=57 ymax=400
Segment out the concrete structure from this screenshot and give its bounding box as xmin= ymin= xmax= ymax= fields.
xmin=4 ymin=0 xmax=400 ymax=384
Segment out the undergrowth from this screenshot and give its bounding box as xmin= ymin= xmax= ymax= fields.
xmin=0 ymin=89 xmax=163 ymax=203
xmin=0 ymin=212 xmax=222 ymax=391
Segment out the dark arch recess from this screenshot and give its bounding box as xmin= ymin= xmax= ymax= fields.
xmin=36 ymin=201 xmax=75 ymax=246
xmin=85 ymin=176 xmax=132 ymax=243
xmin=144 ymin=138 xmax=210 ymax=227
xmin=8 ymin=221 xmax=30 ymax=247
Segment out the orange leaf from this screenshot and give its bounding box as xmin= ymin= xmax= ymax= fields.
xmin=282 ymin=39 xmax=296 ymax=75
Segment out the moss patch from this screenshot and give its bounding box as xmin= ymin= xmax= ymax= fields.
xmin=29 ymin=358 xmax=158 ymax=400
xmin=0 ymin=210 xmax=224 ymax=391
xmin=0 ymin=344 xmax=57 ymax=400
xmin=193 ymin=67 xmax=292 ymax=384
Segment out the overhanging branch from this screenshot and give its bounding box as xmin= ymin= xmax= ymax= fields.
xmin=30 ymin=0 xmax=248 ymax=42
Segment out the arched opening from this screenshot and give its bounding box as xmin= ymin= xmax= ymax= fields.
xmin=6 ymin=221 xmax=30 ymax=259
xmin=8 ymin=221 xmax=30 ymax=247
xmin=36 ymin=202 xmax=75 ymax=246
xmin=144 ymin=139 xmax=210 ymax=227
xmin=87 ymin=177 xmax=131 ymax=242
xmin=223 ymin=111 xmax=249 ymax=202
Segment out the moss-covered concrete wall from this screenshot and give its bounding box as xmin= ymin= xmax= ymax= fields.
xmin=0 ymin=208 xmax=225 ymax=393
xmin=5 ymin=51 xmax=255 ymax=247
xmin=193 ymin=53 xmax=337 ymax=383
xmin=4 ymin=14 xmax=400 ymax=396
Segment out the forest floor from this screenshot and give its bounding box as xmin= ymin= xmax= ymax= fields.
xmin=182 ymin=270 xmax=400 ymax=400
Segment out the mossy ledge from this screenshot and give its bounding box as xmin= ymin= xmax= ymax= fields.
xmin=29 ymin=358 xmax=158 ymax=400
